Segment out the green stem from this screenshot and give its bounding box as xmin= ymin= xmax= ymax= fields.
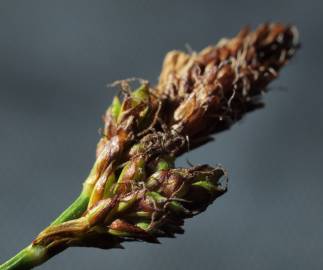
xmin=0 ymin=245 xmax=48 ymax=270
xmin=51 ymin=191 xmax=90 ymax=225
xmin=0 ymin=189 xmax=91 ymax=270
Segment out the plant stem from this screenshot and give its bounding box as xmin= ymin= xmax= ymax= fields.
xmin=0 ymin=189 xmax=90 ymax=270
xmin=51 ymin=191 xmax=90 ymax=225
xmin=0 ymin=245 xmax=48 ymax=270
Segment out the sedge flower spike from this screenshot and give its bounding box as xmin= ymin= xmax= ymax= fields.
xmin=0 ymin=23 xmax=299 ymax=270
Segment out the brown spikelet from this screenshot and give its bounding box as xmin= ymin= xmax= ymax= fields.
xmin=157 ymin=23 xmax=298 ymax=143
xmin=32 ymin=23 xmax=299 ymax=259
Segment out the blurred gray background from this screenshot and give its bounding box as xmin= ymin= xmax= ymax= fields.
xmin=0 ymin=1 xmax=322 ymax=269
